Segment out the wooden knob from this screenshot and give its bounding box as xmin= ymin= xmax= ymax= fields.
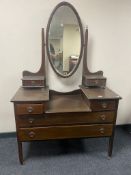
xmin=27 ymin=106 xmax=33 ymax=113
xmin=43 ymin=114 xmax=47 ymax=119
xmin=102 ymin=102 xmax=107 ymax=109
xmin=100 ymin=128 xmax=105 ymax=134
xmin=100 ymin=114 xmax=106 ymax=121
xmin=94 ymin=80 xmax=98 ymax=84
xmin=28 ymin=118 xmax=34 ymax=124
xmin=31 ymin=80 xmax=35 ymax=85
xmin=28 ymin=131 xmax=35 ymax=138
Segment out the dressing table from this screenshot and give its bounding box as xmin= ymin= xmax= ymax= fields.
xmin=11 ymin=2 xmax=121 ymax=164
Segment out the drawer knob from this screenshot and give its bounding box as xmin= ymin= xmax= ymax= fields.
xmin=102 ymin=103 xmax=107 ymax=109
xmin=100 ymin=128 xmax=105 ymax=134
xmin=100 ymin=114 xmax=106 ymax=121
xmin=28 ymin=118 xmax=34 ymax=124
xmin=27 ymin=106 xmax=33 ymax=113
xmin=94 ymin=80 xmax=98 ymax=84
xmin=28 ymin=131 xmax=35 ymax=138
xmin=31 ymin=80 xmax=35 ymax=85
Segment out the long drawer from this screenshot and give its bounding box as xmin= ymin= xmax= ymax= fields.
xmin=16 ymin=111 xmax=115 ymax=127
xmin=18 ymin=124 xmax=113 ymax=141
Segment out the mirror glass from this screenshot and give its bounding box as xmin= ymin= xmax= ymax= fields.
xmin=47 ymin=4 xmax=82 ymax=77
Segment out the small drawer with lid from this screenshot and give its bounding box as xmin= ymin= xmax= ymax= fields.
xmin=90 ymin=100 xmax=116 ymax=111
xmin=15 ymin=104 xmax=45 ymax=115
xmin=21 ymin=76 xmax=45 ymax=87
xmin=84 ymin=79 xmax=106 ymax=88
xmin=22 ymin=80 xmax=44 ymax=87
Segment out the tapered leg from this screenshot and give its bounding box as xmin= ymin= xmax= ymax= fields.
xmin=108 ymin=136 xmax=114 ymax=157
xmin=17 ymin=141 xmax=24 ymax=165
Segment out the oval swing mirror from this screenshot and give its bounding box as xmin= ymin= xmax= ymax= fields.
xmin=46 ymin=2 xmax=83 ymax=78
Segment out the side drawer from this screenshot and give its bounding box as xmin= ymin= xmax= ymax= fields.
xmin=18 ymin=124 xmax=113 ymax=141
xmin=15 ymin=104 xmax=45 ymax=115
xmin=90 ymin=100 xmax=116 ymax=111
xmin=16 ymin=111 xmax=115 ymax=127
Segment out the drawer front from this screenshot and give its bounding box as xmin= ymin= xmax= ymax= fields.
xmin=16 ymin=111 xmax=115 ymax=127
xmin=84 ymin=79 xmax=106 ymax=88
xmin=18 ymin=124 xmax=113 ymax=141
xmin=15 ymin=104 xmax=44 ymax=115
xmin=22 ymin=80 xmax=44 ymax=87
xmin=90 ymin=100 xmax=116 ymax=111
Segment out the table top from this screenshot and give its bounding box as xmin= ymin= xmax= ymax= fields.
xmin=80 ymin=86 xmax=121 ymax=100
xmin=46 ymin=93 xmax=91 ymax=113
xmin=11 ymin=87 xmax=49 ymax=102
xmin=11 ymin=86 xmax=121 ymax=103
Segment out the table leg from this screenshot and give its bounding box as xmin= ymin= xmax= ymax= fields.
xmin=17 ymin=141 xmax=24 ymax=165
xmin=108 ymin=136 xmax=114 ymax=157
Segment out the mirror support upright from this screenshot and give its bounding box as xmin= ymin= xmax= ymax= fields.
xmin=21 ymin=28 xmax=46 ymax=88
xmin=82 ymin=27 xmax=107 ymax=88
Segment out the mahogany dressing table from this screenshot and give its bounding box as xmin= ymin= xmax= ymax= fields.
xmin=11 ymin=2 xmax=121 ymax=164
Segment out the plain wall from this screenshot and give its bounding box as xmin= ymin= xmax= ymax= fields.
xmin=0 ymin=0 xmax=131 ymax=133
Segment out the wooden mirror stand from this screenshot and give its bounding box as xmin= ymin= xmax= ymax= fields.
xmin=21 ymin=1 xmax=106 ymax=87
xmin=21 ymin=27 xmax=106 ymax=88
xmin=11 ymin=2 xmax=121 ymax=165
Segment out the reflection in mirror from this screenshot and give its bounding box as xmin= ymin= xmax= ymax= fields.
xmin=48 ymin=5 xmax=81 ymax=76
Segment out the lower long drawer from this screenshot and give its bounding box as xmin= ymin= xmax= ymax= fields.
xmin=18 ymin=124 xmax=113 ymax=141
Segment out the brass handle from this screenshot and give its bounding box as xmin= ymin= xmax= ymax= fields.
xmin=28 ymin=131 xmax=35 ymax=138
xmin=100 ymin=128 xmax=105 ymax=134
xmin=101 ymin=102 xmax=107 ymax=109
xmin=27 ymin=106 xmax=33 ymax=113
xmin=28 ymin=118 xmax=34 ymax=124
xmin=100 ymin=114 xmax=106 ymax=121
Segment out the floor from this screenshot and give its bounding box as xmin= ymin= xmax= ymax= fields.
xmin=0 ymin=127 xmax=131 ymax=175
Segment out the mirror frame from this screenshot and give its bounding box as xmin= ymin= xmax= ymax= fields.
xmin=46 ymin=1 xmax=84 ymax=78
